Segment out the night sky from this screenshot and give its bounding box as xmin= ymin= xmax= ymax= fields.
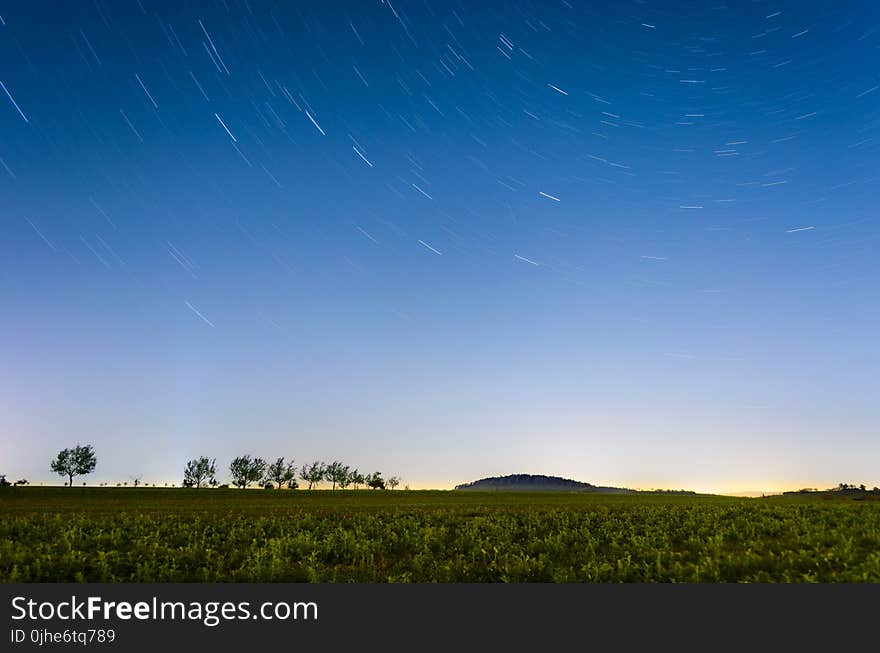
xmin=2 ymin=1 xmax=878 ymax=493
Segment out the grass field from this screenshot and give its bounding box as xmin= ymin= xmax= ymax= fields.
xmin=2 ymin=488 xmax=879 ymax=582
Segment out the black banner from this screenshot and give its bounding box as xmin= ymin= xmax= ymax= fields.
xmin=2 ymin=584 xmax=878 ymax=650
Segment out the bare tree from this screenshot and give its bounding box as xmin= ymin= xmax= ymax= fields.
xmin=387 ymin=476 xmax=401 ymax=490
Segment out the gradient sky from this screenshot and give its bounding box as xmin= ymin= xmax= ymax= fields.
xmin=1 ymin=1 xmax=878 ymax=493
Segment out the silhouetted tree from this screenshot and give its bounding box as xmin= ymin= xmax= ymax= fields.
xmin=349 ymin=469 xmax=366 ymax=490
xmin=183 ymin=457 xmax=216 ymax=488
xmin=366 ymin=472 xmax=385 ymax=490
xmin=50 ymin=445 xmax=97 ymax=488
xmin=299 ymin=461 xmax=325 ymax=490
xmin=325 ymin=461 xmax=350 ymax=490
xmin=0 ymin=475 xmax=10 ymax=487
xmin=334 ymin=462 xmax=353 ymax=489
xmin=230 ymin=455 xmax=268 ymax=488
xmin=14 ymin=479 xmax=28 ymax=487
xmin=266 ymin=457 xmax=296 ymax=489
xmin=387 ymin=476 xmax=400 ymax=490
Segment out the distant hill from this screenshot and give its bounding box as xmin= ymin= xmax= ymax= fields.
xmin=454 ymin=474 xmax=636 ymax=493
xmin=454 ymin=474 xmax=698 ymax=494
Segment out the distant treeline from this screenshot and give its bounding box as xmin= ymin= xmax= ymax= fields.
xmin=4 ymin=447 xmax=876 ymax=495
xmin=0 ymin=444 xmax=402 ymax=490
xmin=783 ymin=483 xmax=880 ymax=496
xmin=181 ymin=455 xmax=400 ymax=490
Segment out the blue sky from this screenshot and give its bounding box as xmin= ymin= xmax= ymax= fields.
xmin=1 ymin=1 xmax=878 ymax=492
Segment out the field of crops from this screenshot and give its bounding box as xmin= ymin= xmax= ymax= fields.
xmin=2 ymin=488 xmax=879 ymax=582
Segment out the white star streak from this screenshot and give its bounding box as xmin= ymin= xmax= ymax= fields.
xmin=417 ymin=240 xmax=442 ymax=255
xmin=306 ymin=110 xmax=326 ymax=135
xmin=185 ymin=301 xmax=215 ymax=327
xmin=214 ymin=113 xmax=237 ymax=142
xmin=1 ymin=80 xmax=28 ymax=122
xmin=514 ymin=254 xmax=539 ymax=266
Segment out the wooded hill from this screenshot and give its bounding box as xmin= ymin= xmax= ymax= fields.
xmin=456 ymin=474 xmax=629 ymax=492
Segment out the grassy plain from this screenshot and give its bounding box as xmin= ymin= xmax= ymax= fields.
xmin=2 ymin=487 xmax=879 ymax=582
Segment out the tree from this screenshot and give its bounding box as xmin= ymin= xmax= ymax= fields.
xmin=229 ymin=455 xmax=268 ymax=489
xmin=299 ymin=461 xmax=325 ymax=490
xmin=50 ymin=445 xmax=97 ymax=488
xmin=266 ymin=457 xmax=296 ymax=489
xmin=387 ymin=476 xmax=400 ymax=490
xmin=349 ymin=469 xmax=366 ymax=490
xmin=0 ymin=475 xmax=10 ymax=487
xmin=338 ymin=467 xmax=353 ymax=489
xmin=324 ymin=461 xmax=350 ymax=490
xmin=183 ymin=457 xmax=216 ymax=488
xmin=130 ymin=476 xmax=142 ymax=488
xmin=366 ymin=472 xmax=385 ymax=490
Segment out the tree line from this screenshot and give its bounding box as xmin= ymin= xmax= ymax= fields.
xmin=22 ymin=445 xmax=402 ymax=490
xmin=0 ymin=475 xmax=28 ymax=487
xmin=183 ymin=455 xmax=400 ymax=490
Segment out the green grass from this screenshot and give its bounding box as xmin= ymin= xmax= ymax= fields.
xmin=2 ymin=487 xmax=879 ymax=582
